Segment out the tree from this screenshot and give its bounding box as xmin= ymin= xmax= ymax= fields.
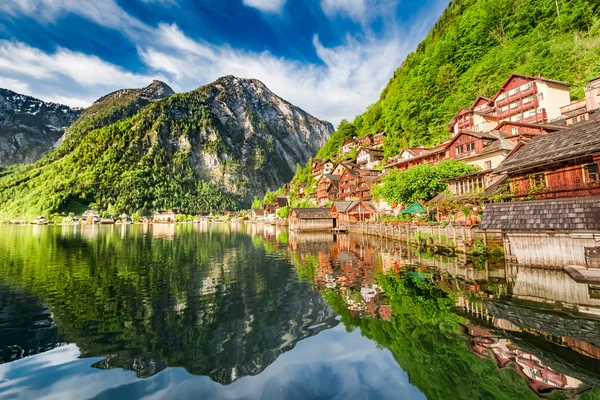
xmin=372 ymin=160 xmax=478 ymax=204
xmin=251 ymin=197 xmax=263 ymax=209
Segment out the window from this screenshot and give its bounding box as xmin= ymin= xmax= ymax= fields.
xmin=523 ymin=96 xmax=533 ymax=103
xmin=484 ymin=161 xmax=492 ymax=170
xmin=528 ymin=110 xmax=536 ymax=117
xmin=511 ymin=127 xmax=519 ymax=135
xmin=524 ymin=82 xmax=533 ymax=90
xmin=537 ymin=108 xmax=543 ymax=114
xmin=579 ymin=115 xmax=587 ymax=122
xmin=530 ymin=173 xmax=547 ymax=189
xmin=515 ymin=115 xmax=523 ymax=121
xmin=537 ymin=93 xmax=544 ymax=101
xmin=513 ymin=101 xmax=521 ymax=108
xmin=466 ymin=142 xmax=475 ymax=152
xmin=456 ymin=145 xmax=464 ymax=155
xmin=584 ymin=163 xmax=600 ymax=183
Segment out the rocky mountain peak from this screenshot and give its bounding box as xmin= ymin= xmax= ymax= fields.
xmin=93 ymin=80 xmax=175 ymax=105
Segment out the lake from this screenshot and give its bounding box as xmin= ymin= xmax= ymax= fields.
xmin=0 ymin=223 xmax=599 ymax=399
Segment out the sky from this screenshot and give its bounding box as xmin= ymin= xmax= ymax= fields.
xmin=0 ymin=0 xmax=448 ymax=126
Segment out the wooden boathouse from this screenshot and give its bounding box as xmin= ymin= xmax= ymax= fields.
xmin=481 ymin=197 xmax=600 ymax=267
xmin=288 ymin=208 xmax=336 ymax=232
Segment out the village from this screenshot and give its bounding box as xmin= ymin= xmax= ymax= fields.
xmin=248 ymin=73 xmax=600 ymax=234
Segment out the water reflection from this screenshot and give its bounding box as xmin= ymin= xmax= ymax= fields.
xmin=279 ymin=229 xmax=600 ymax=399
xmin=1 ymin=224 xmax=600 ymax=399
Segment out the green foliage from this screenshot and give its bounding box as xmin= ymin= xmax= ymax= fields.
xmin=276 ymin=205 xmax=290 ymax=219
xmin=350 ymin=0 xmax=600 ymax=157
xmin=322 ymin=272 xmax=537 ymax=400
xmin=263 ymin=190 xmax=277 ymax=204
xmin=372 ymin=159 xmax=478 ymax=204
xmin=251 ymin=197 xmax=263 ymax=209
xmin=0 ymin=89 xmax=249 ymax=219
xmin=316 ymin=119 xmax=357 ymax=160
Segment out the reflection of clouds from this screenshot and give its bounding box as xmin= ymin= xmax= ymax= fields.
xmin=0 ymin=327 xmax=424 ymax=399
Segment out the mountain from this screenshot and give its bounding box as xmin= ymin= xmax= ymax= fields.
xmin=0 ymin=76 xmax=332 ymax=219
xmin=346 ymin=0 xmax=600 ymax=157
xmin=0 ymin=89 xmax=82 ymax=165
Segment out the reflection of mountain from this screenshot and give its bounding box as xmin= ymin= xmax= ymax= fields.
xmin=0 ymin=225 xmax=338 ymax=384
xmin=0 ymin=286 xmax=66 ymax=364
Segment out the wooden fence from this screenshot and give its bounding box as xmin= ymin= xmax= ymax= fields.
xmin=346 ymin=222 xmax=501 ymax=253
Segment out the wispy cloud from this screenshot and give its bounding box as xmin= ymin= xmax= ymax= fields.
xmin=0 ymin=0 xmax=447 ymax=125
xmin=242 ymin=0 xmax=287 ymax=13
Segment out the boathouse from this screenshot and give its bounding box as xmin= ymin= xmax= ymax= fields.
xmin=481 ymin=197 xmax=600 ymax=267
xmin=330 ymin=201 xmax=376 ymax=224
xmin=288 ymin=208 xmax=336 ymax=231
xmin=493 ymin=121 xmax=600 ymax=200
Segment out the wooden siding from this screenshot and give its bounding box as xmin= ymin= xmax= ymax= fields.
xmin=445 ymin=133 xmax=484 ymax=160
xmin=509 ymin=155 xmax=600 ymax=200
xmin=288 ymin=217 xmax=335 ymax=231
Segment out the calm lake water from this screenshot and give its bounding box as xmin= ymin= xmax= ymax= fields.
xmin=0 ymin=223 xmax=599 ymax=399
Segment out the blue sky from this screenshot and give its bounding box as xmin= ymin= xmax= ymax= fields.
xmin=0 ymin=0 xmax=448 ymax=125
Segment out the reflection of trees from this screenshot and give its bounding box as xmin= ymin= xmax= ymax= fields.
xmin=0 ymin=225 xmax=338 ymax=383
xmin=322 ymin=273 xmax=539 ymax=400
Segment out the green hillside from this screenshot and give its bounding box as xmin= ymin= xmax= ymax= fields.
xmin=348 ymin=0 xmax=600 ymax=157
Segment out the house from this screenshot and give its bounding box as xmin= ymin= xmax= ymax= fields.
xmin=493 ymin=121 xmax=566 ymax=143
xmin=372 ymin=132 xmax=385 ymax=148
xmin=311 ymin=159 xmax=335 ymax=178
xmin=385 ymin=142 xmax=449 ymax=172
xmin=153 ymin=209 xmax=179 ymax=223
xmin=297 ymin=182 xmax=307 ymax=199
xmin=448 ymin=96 xmax=497 ymax=137
xmin=251 ymin=208 xmax=265 ymax=221
xmin=492 ymin=74 xmax=571 ymax=125
xmin=317 ymin=174 xmax=340 ymax=204
xmin=32 ymin=216 xmax=47 ymax=225
xmin=354 ymin=175 xmax=380 ymax=201
xmin=262 ymin=203 xmax=277 ymax=217
xmin=276 ymin=197 xmax=289 ymax=209
xmin=493 ymin=121 xmax=600 ymax=200
xmin=554 ymin=76 xmax=600 ymax=126
xmin=332 ymin=161 xmax=359 ymax=176
xmin=341 ymin=138 xmax=358 ymax=154
xmin=338 ymin=168 xmax=361 ymax=201
xmin=288 ymin=208 xmax=336 ymax=231
xmin=443 ymin=131 xmax=514 ymax=171
xmin=356 ymin=148 xmax=384 ymax=169
xmin=356 ymin=135 xmax=373 ymax=147
xmin=82 ymin=210 xmax=100 ymax=224
xmin=330 ymin=201 xmax=377 ymax=224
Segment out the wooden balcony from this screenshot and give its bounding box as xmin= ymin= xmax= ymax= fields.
xmin=495 ymin=85 xmax=537 ymax=108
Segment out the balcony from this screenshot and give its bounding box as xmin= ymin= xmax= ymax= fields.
xmin=497 ymin=100 xmax=541 ymax=120
xmin=522 ymin=109 xmax=547 ymax=123
xmin=495 ymin=85 xmax=537 ymax=108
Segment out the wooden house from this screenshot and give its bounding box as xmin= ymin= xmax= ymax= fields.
xmin=251 ymin=208 xmax=265 ymax=221
xmin=356 ymin=135 xmax=373 ymax=147
xmin=372 ymin=132 xmax=385 ymax=148
xmin=288 ymin=208 xmax=336 ymax=231
xmin=443 ymin=131 xmax=514 ymax=171
xmin=355 ymin=175 xmax=380 ymax=201
xmin=276 ymin=197 xmax=289 ymax=209
xmin=332 ymin=161 xmax=358 ymax=176
xmin=311 ymin=159 xmax=334 ymax=178
xmin=493 ymin=121 xmax=565 ymax=143
xmin=317 ymin=174 xmax=340 ymax=204
xmin=493 ymin=121 xmax=600 ymax=200
xmin=356 ymin=148 xmax=384 ymax=169
xmin=331 ymin=201 xmax=377 ymax=224
xmin=341 ymin=138 xmax=358 ymax=154
xmin=338 ymin=168 xmax=361 ymax=201
xmin=385 ymin=142 xmax=449 ymax=172
xmin=153 ymin=209 xmax=178 ymax=223
xmin=448 ymin=96 xmax=497 ymax=137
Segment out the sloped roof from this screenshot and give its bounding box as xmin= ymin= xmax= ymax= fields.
xmin=276 ymin=197 xmax=289 ymax=207
xmin=494 ymin=121 xmax=600 ymax=174
xmin=290 ymin=208 xmax=334 ymax=219
xmin=400 ymin=202 xmax=426 ymax=214
xmin=361 ymin=175 xmax=381 ymax=187
xmin=491 ymin=74 xmax=571 ymax=101
xmin=322 ymin=174 xmax=341 ymax=181
xmin=478 ymin=137 xmax=515 ymax=157
xmin=480 ymin=197 xmax=600 ymax=230
xmin=331 ymin=201 xmax=354 ymax=213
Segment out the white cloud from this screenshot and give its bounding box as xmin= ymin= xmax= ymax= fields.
xmin=0 ymin=40 xmax=164 ymax=107
xmin=0 ymin=0 xmax=449 ymax=125
xmin=242 ymin=0 xmax=287 ymax=13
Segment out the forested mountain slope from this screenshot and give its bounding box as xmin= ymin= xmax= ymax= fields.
xmin=0 ymin=76 xmax=332 ymax=219
xmin=351 ymin=0 xmax=600 ymax=157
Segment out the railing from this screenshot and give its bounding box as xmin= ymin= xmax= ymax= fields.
xmin=495 ymin=85 xmax=537 ymax=107
xmin=512 ymin=181 xmax=600 ymax=199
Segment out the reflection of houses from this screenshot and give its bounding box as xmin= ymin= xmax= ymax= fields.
xmin=288 ymin=208 xmax=336 ymax=231
xmin=492 ymin=121 xmax=600 ymax=200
